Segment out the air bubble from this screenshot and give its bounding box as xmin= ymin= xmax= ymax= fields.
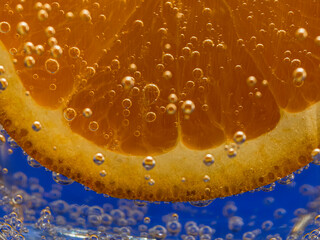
xmin=99 ymin=170 xmax=107 ymax=177
xmin=181 ymin=100 xmax=195 ymax=115
xmin=23 ymin=42 xmax=35 ymax=55
xmin=0 ymin=134 xmax=5 ymax=144
xmin=121 ymin=76 xmax=135 ymax=90
xmin=69 ymin=47 xmax=81 ymax=59
xmin=293 ymin=67 xmax=306 ymax=87
xmin=79 ymin=9 xmax=91 ymax=22
xmin=38 ymin=9 xmax=49 ymax=21
xmin=52 ymin=172 xmax=74 ymax=185
xmin=24 ymin=56 xmax=35 ymax=68
xmin=145 ymin=112 xmax=157 ymax=123
xmin=168 ymin=93 xmax=178 ymax=103
xmin=50 ymin=45 xmax=63 ymax=58
xmin=192 ymin=68 xmax=204 ymax=79
xmin=32 ymin=121 xmax=42 ymax=132
xmin=144 ymin=217 xmax=151 ymax=224
xmin=166 ymin=103 xmax=177 ymax=114
xmin=17 ymin=21 xmax=29 ymax=35
xmin=277 ymin=173 xmax=294 ymax=185
xmin=143 ymin=156 xmax=156 ymax=170
xmin=295 ymin=28 xmax=308 ymax=41
xmin=233 ymin=131 xmax=246 ymax=144
xmin=148 ymin=179 xmax=155 ymax=186
xmin=0 ymin=22 xmax=11 ymax=33
xmin=93 ymin=153 xmax=105 ymax=165
xmin=311 ymin=148 xmax=320 ymax=165
xmin=27 ymin=156 xmax=41 ymax=168
xmin=63 ymin=108 xmax=77 ymax=121
xmin=45 ymin=58 xmax=60 ymax=74
xmin=246 ymin=76 xmax=257 ymax=87
xmin=45 ymin=26 xmax=55 ymax=37
xmin=82 ymin=108 xmax=93 ymax=118
xmin=12 ymin=194 xmax=23 ymax=205
xmin=35 ymin=45 xmax=45 ymax=56
xmin=143 ymin=84 xmax=160 ymax=105
xmin=122 ymin=99 xmax=132 ymax=109
xmin=203 ymin=154 xmax=214 ymax=166
xmin=0 ymin=78 xmax=8 ymax=91
xmin=203 ymin=175 xmax=210 ymax=183
xmin=89 ymin=121 xmax=99 ymax=131
xmin=0 ymin=65 xmax=5 ymax=75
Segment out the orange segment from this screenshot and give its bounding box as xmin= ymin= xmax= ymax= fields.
xmin=0 ymin=0 xmax=319 ymax=201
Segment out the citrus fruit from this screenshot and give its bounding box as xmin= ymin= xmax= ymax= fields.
xmin=0 ymin=0 xmax=319 ymax=202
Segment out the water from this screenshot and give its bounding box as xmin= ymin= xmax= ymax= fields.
xmin=0 ymin=130 xmax=319 ymax=240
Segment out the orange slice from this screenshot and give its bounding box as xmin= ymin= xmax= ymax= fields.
xmin=0 ymin=0 xmax=320 ymax=202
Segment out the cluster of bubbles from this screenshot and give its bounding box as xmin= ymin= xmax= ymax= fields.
xmin=0 ymin=125 xmax=319 ymax=239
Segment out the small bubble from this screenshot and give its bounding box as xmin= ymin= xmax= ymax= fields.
xmin=23 ymin=42 xmax=35 ymax=55
xmin=82 ymin=108 xmax=92 ymax=118
xmin=0 ymin=65 xmax=5 ymax=75
xmin=233 ymin=131 xmax=246 ymax=144
xmin=99 ymin=170 xmax=107 ymax=177
xmin=50 ymin=45 xmax=63 ymax=58
xmin=203 ymin=154 xmax=214 ymax=166
xmin=227 ymin=145 xmax=237 ymax=158
xmin=52 ymin=172 xmax=74 ymax=185
xmin=93 ymin=153 xmax=105 ymax=165
xmin=69 ymin=47 xmax=81 ymax=58
xmin=0 ymin=78 xmax=8 ymax=91
xmin=261 ymin=182 xmax=276 ymax=192
xmin=192 ymin=68 xmax=204 ymax=79
xmin=246 ymin=76 xmax=257 ymax=87
xmin=203 ymin=175 xmax=210 ymax=183
xmin=148 ymin=179 xmax=155 ymax=186
xmin=63 ymin=108 xmax=76 ymax=121
xmin=181 ymin=100 xmax=195 ymax=115
xmin=277 ymin=173 xmax=294 ymax=185
xmin=295 ymin=28 xmax=308 ymax=41
xmin=143 ymin=84 xmax=160 ymax=105
xmin=0 ymin=22 xmax=11 ymax=33
xmin=27 ymin=156 xmax=41 ymax=168
xmin=0 ymin=134 xmax=5 ymax=144
xmin=168 ymin=93 xmax=178 ymax=103
xmin=293 ymin=67 xmax=306 ymax=87
xmin=32 ymin=121 xmax=42 ymax=132
xmin=315 ymin=36 xmax=320 ymax=46
xmin=35 ymin=45 xmax=45 ymax=55
xmin=13 ymin=194 xmax=23 ymax=205
xmin=17 ymin=21 xmax=29 ymax=35
xmin=49 ymin=83 xmax=57 ymax=91
xmin=45 ymin=58 xmax=60 ymax=74
xmin=144 ymin=217 xmax=151 ymax=224
xmin=166 ymin=103 xmax=177 ymax=114
xmin=45 ymin=26 xmax=55 ymax=37
xmin=311 ymin=148 xmax=320 ymax=165
xmin=79 ymin=9 xmax=91 ymax=22
xmin=48 ymin=37 xmax=58 ymax=47
xmin=2 ymin=168 xmax=8 ymax=174
xmin=145 ymin=112 xmax=157 ymax=123
xmin=89 ymin=121 xmax=99 ymax=131
xmin=162 ymin=70 xmax=173 ymax=80
xmin=38 ymin=9 xmax=49 ymax=21
xmin=121 ymin=76 xmax=135 ymax=90
xmin=122 ymin=99 xmax=132 ymax=109
xmin=315 ymin=215 xmax=320 ymax=227
xmin=24 ymin=56 xmax=35 ymax=68
xmin=143 ymin=156 xmax=156 ymax=170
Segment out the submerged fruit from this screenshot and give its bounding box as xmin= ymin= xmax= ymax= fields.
xmin=0 ymin=0 xmax=320 ymax=201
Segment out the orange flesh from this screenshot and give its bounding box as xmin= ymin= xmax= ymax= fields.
xmin=1 ymin=0 xmax=320 ymax=156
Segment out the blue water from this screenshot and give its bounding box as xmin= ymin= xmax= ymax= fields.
xmin=0 ymin=138 xmax=319 ymax=240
